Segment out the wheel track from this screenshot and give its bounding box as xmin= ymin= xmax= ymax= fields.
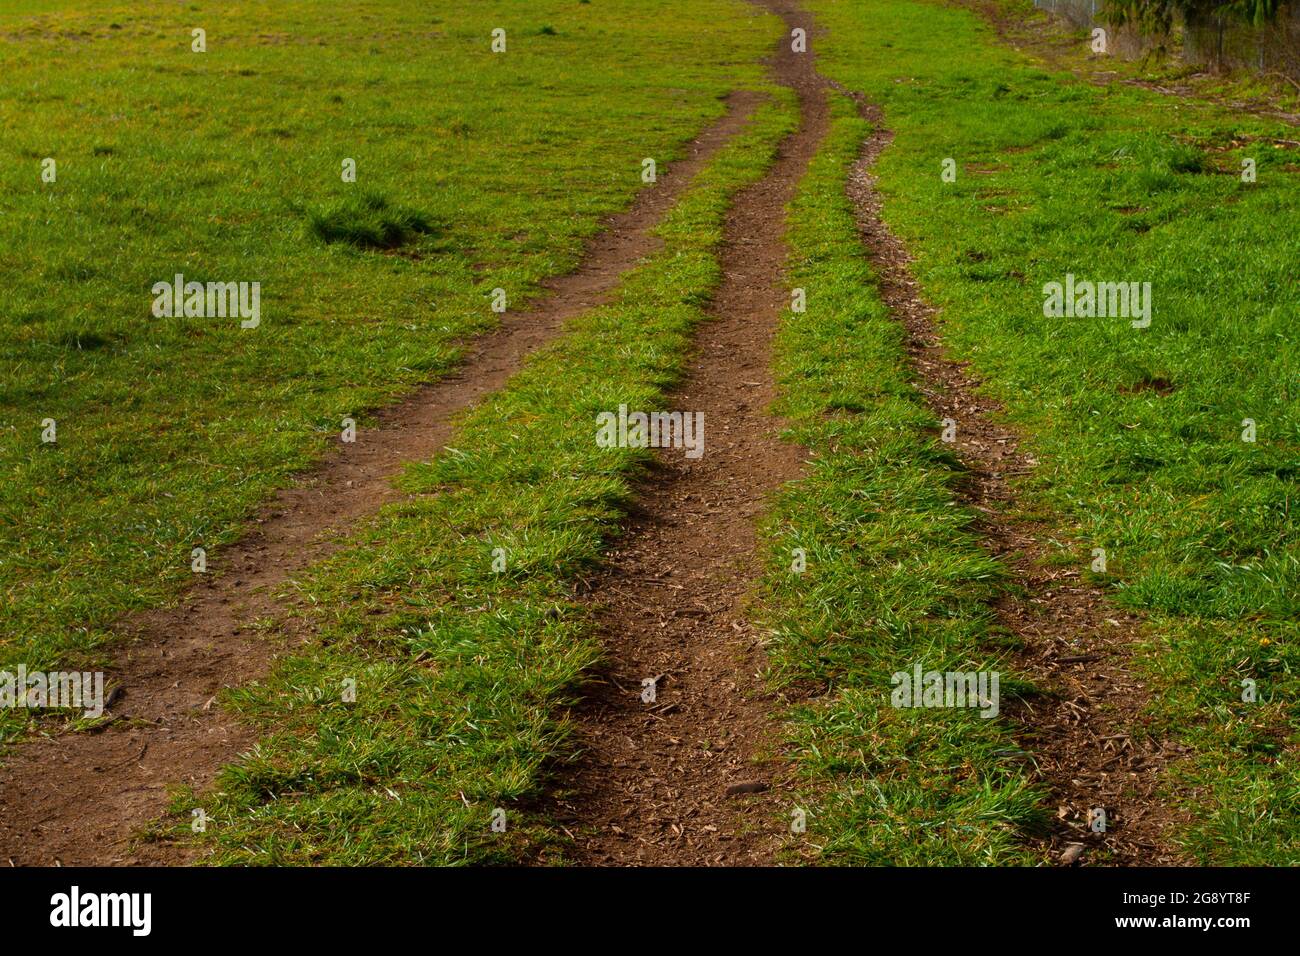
xmin=550 ymin=0 xmax=828 ymax=867
xmin=551 ymin=0 xmax=1187 ymax=865
xmin=0 ymin=95 xmax=758 ymax=866
xmin=838 ymin=86 xmax=1188 ymax=865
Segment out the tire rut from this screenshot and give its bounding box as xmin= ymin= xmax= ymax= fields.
xmin=0 ymin=95 xmax=759 ymax=867
xmin=840 ymin=88 xmax=1189 ymax=866
xmin=550 ymin=0 xmax=828 ymax=867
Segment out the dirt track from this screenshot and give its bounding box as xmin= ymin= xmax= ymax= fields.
xmin=840 ymin=90 xmax=1185 ymax=865
xmin=551 ymin=0 xmax=1181 ymax=865
xmin=1 ymin=1 xmax=1182 ymax=868
xmin=0 ymin=96 xmax=757 ymax=866
xmin=548 ymin=0 xmax=827 ymax=866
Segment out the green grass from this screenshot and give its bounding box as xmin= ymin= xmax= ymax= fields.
xmin=762 ymin=92 xmax=1046 ymax=865
xmin=0 ymin=0 xmax=776 ymax=744
xmin=979 ymin=0 xmax=1300 ymax=116
xmin=167 ymin=83 xmax=798 ymax=865
xmin=306 ymin=193 xmax=441 ymax=250
xmin=807 ymin=0 xmax=1299 ymax=863
xmin=7 ymin=0 xmax=1294 ymax=868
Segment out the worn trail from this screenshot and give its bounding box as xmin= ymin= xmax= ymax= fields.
xmin=841 ymin=89 xmax=1186 ymax=865
xmin=0 ymin=97 xmax=757 ymax=866
xmin=551 ymin=0 xmax=827 ymax=866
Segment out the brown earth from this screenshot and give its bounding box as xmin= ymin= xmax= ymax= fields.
xmin=0 ymin=95 xmax=758 ymax=866
xmin=840 ymin=87 xmax=1188 ymax=866
xmin=4 ymin=0 xmax=1199 ymax=870
xmin=547 ymin=0 xmax=828 ymax=867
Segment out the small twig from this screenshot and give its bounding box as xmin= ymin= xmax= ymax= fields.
xmin=1261 ymin=71 xmax=1300 ymax=95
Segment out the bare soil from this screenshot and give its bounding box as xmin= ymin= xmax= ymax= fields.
xmin=0 ymin=96 xmax=758 ymax=866
xmin=548 ymin=0 xmax=828 ymax=867
xmin=840 ymin=87 xmax=1189 ymax=866
xmin=3 ymin=1 xmax=1202 ymax=870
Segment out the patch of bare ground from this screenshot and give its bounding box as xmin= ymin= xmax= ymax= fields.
xmin=840 ymin=87 xmax=1190 ymax=866
xmin=0 ymin=95 xmax=759 ymax=867
xmin=548 ymin=0 xmax=829 ymax=866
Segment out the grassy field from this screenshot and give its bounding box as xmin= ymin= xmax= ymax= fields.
xmin=761 ymin=92 xmax=1045 ymax=865
xmin=166 ymin=81 xmax=797 ymax=865
xmin=804 ymin=0 xmax=1299 ymax=864
xmin=0 ymin=0 xmax=775 ymax=742
xmin=2 ymin=0 xmax=1295 ymax=869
